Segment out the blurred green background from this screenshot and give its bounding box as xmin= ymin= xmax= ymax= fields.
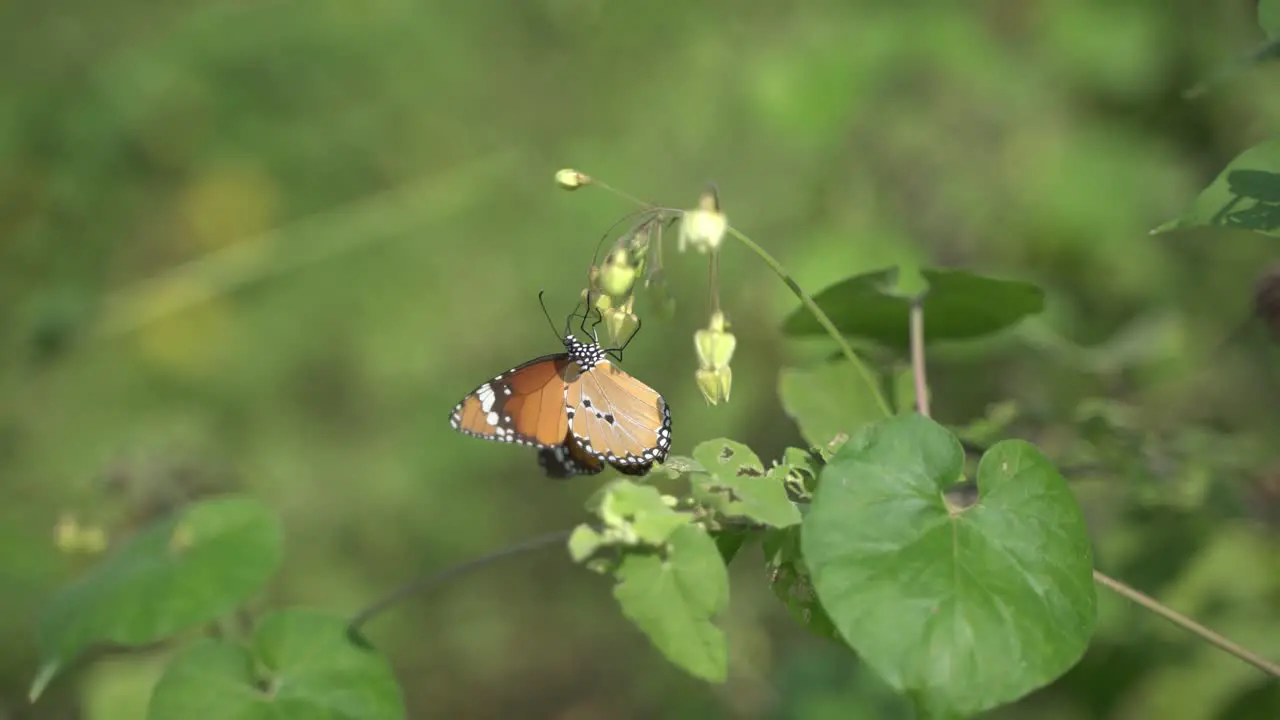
xmin=3 ymin=0 xmax=1280 ymax=717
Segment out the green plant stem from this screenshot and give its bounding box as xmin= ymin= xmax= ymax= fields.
xmin=909 ymin=299 xmax=930 ymax=417
xmin=725 ymin=226 xmax=892 ymax=418
xmin=1092 ymin=570 xmax=1280 ymax=678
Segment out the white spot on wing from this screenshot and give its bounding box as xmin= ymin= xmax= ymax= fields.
xmin=478 ymin=384 xmax=497 ymax=413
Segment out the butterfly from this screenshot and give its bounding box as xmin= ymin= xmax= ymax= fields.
xmin=449 ymin=302 xmax=671 ymax=477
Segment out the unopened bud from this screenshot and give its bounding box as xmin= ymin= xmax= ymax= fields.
xmin=602 ymin=307 xmax=640 ymax=347
xmin=696 ymin=366 xmax=733 ymax=405
xmin=694 ymin=311 xmax=736 ymax=371
xmin=555 ymin=169 xmax=591 ymax=190
xmin=600 ymin=249 xmax=638 ymax=297
xmin=678 ymin=188 xmax=727 ymax=254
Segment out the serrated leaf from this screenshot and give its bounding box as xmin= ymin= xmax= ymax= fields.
xmin=779 ymin=361 xmax=888 ymax=452
xmin=35 ymin=496 xmax=282 ymax=695
xmin=781 ymin=267 xmax=1044 ymax=347
xmin=689 ymin=440 xmax=801 ymax=528
xmin=598 ymin=481 xmax=690 ymax=545
xmin=761 ymin=527 xmax=840 ymax=642
xmin=802 ymin=414 xmax=1097 ymax=717
xmin=612 ymin=524 xmax=729 ymax=682
xmin=148 ymin=610 xmax=403 ymax=720
xmin=1154 ymin=141 xmax=1280 ymax=236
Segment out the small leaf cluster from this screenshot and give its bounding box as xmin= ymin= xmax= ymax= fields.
xmin=30 ymin=497 xmax=404 ymax=719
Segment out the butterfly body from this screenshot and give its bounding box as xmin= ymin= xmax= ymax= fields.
xmin=450 ymin=334 xmax=671 ymax=477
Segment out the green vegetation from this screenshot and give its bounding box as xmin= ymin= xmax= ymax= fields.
xmin=5 ymin=1 xmax=1280 ymax=718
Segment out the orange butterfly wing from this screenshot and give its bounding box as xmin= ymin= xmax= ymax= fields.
xmin=449 ymin=355 xmax=572 ymax=449
xmin=564 ymin=359 xmax=671 ymax=474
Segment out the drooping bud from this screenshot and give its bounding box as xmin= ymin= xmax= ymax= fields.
xmin=602 ymin=306 xmax=640 ymax=347
xmin=694 ymin=311 xmax=736 ymax=371
xmin=555 ymin=169 xmax=591 ymax=190
xmin=599 ymin=247 xmax=638 ymax=298
xmin=696 ymin=366 xmax=733 ymax=405
xmin=694 ymin=311 xmax=736 ymax=404
xmin=678 ymin=187 xmax=727 ymax=254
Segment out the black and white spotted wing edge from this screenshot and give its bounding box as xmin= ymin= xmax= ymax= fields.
xmin=575 ymin=397 xmax=673 ymax=473
xmin=536 ymin=444 xmax=604 ymax=478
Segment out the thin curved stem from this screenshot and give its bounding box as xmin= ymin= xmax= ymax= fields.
xmin=1092 ymin=570 xmax=1280 ymax=678
xmin=346 ymin=529 xmax=572 ymax=646
xmin=725 ymin=226 xmax=892 ymax=417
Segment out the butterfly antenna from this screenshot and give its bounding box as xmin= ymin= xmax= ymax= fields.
xmin=537 ymin=290 xmax=563 ymax=342
xmin=346 ymin=528 xmax=574 ymax=649
xmin=579 ymin=289 xmax=593 ymax=339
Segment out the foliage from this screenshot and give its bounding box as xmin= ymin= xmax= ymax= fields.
xmin=13 ymin=2 xmax=1280 ymax=719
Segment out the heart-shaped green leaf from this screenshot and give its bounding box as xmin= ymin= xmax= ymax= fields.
xmin=801 ymin=414 xmax=1096 ymax=717
xmin=781 ymin=267 xmax=1045 ymax=347
xmin=1153 ymin=140 xmax=1280 ymax=237
xmin=689 ymin=439 xmax=801 ymax=529
xmin=779 ymin=361 xmax=889 ymax=453
xmin=148 ymin=610 xmax=404 ymax=719
xmin=34 ymin=496 xmax=283 ymax=698
xmin=613 ymin=524 xmax=729 ymax=682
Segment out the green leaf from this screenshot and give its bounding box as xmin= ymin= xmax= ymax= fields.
xmin=1153 ymin=141 xmax=1280 ymax=236
xmin=711 ymin=527 xmax=753 ymax=564
xmin=567 ymin=525 xmax=605 ymax=563
xmin=689 ymin=440 xmax=801 ymax=529
xmin=761 ymin=527 xmax=840 ymax=642
xmin=35 ymin=496 xmax=283 ymax=696
xmin=653 ymin=454 xmax=706 ymax=478
xmin=148 ymin=610 xmax=404 ymax=720
xmin=801 ymin=414 xmax=1097 ymax=717
xmin=1261 ymin=0 xmax=1280 ymax=38
xmin=612 ymin=524 xmax=729 ymax=682
xmin=779 ymin=360 xmax=889 ymax=453
xmin=598 ymin=480 xmax=691 ymax=545
xmin=781 ymin=267 xmax=1045 ymax=347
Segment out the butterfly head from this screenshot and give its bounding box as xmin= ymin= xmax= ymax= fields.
xmin=564 ymin=334 xmax=607 ymax=369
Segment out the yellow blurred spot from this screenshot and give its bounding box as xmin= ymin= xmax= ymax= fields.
xmin=53 ymin=513 xmax=79 ymax=553
xmin=133 ymin=276 xmax=235 ymax=378
xmin=80 ymin=526 xmax=108 ymax=554
xmin=180 ymin=160 xmax=278 ymax=251
xmin=169 ymin=521 xmax=194 ymax=554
